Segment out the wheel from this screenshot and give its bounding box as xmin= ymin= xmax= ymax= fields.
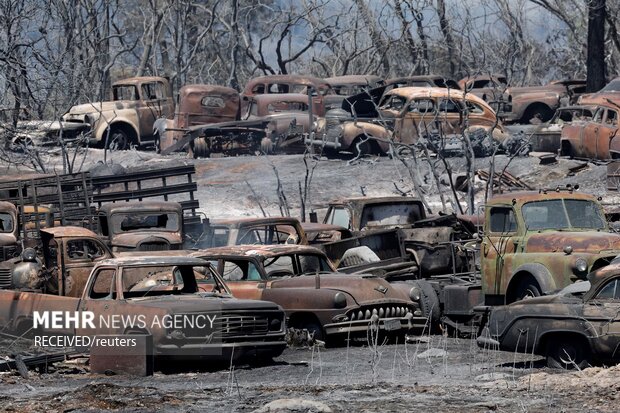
xmin=513 ymin=278 xmax=541 ymax=302
xmin=546 ymin=336 xmax=589 ymax=369
xmin=153 ymin=132 xmax=161 ymax=154
xmin=107 ymin=128 xmax=130 ymax=150
xmin=303 ymin=322 xmax=325 ymax=342
xmin=351 ymin=136 xmax=373 ymax=157
xmin=410 ymin=280 xmax=440 ymax=330
xmin=260 ymin=137 xmax=274 ymax=154
xmin=523 ymin=105 xmax=553 ymax=124
xmin=192 ymin=137 xmax=210 ymax=158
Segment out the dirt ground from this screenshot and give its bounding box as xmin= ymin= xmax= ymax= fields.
xmin=1 ymin=336 xmax=618 ymax=412
xmin=2 ymin=146 xmax=620 ymax=411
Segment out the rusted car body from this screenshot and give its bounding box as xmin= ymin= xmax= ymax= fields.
xmin=309 ymin=86 xmax=505 ymax=156
xmin=0 ymin=255 xmax=287 ymax=361
xmin=529 ymin=105 xmax=595 ymax=152
xmin=191 ymin=245 xmax=426 ymax=342
xmin=242 ymin=75 xmax=334 ymax=116
xmin=498 ymin=80 xmax=587 ymax=124
xmin=323 ymin=196 xmax=476 ymax=276
xmin=154 ymin=85 xmax=240 ymax=153
xmin=458 ymin=74 xmax=508 ymax=102
xmin=560 ymin=105 xmax=620 ymax=159
xmin=195 ymin=217 xmax=308 ymax=249
xmin=385 ymin=76 xmax=461 ymax=90
xmin=478 ymin=264 xmax=620 ymax=368
xmin=0 ymin=202 xmax=19 ymax=265
xmin=577 ymin=77 xmax=620 ymax=105
xmin=300 ymin=222 xmax=353 ymax=245
xmin=62 ymin=77 xmax=174 ymax=149
xmin=97 ymin=201 xmax=183 ymax=252
xmin=324 ymin=75 xmax=384 ymax=109
xmin=481 ymin=189 xmax=620 ymax=305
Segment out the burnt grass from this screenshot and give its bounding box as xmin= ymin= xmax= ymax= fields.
xmin=1 ymin=148 xmax=620 ymax=411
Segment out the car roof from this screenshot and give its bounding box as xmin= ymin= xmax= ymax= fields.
xmin=193 ymin=244 xmax=325 ymax=259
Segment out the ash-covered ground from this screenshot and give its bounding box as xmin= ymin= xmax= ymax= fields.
xmin=2 ymin=146 xmax=620 ymax=411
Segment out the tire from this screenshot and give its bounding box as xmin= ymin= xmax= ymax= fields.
xmin=153 ymin=132 xmax=161 ymax=154
xmin=523 ymin=105 xmax=553 ymax=124
xmin=410 ymin=280 xmax=440 ymax=330
xmin=351 ymin=136 xmax=373 ymax=157
xmin=107 ymin=128 xmax=130 ymax=150
xmin=545 ymin=335 xmax=589 ymax=369
xmin=512 ymin=278 xmax=541 ymax=302
xmin=193 ymin=137 xmax=210 ymax=158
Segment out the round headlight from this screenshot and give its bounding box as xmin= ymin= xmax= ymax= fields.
xmin=574 ymin=257 xmax=588 ymax=273
xmin=334 ymin=292 xmax=347 ymax=308
xmin=409 ymin=287 xmax=421 ymax=301
xmin=21 ymin=248 xmax=37 ymax=262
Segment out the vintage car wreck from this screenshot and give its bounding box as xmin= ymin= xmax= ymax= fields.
xmin=191 ymin=245 xmax=427 ymax=343
xmin=96 ymin=201 xmax=184 ymax=252
xmin=0 ymin=255 xmax=287 ymax=361
xmin=62 ymin=76 xmax=174 ymax=150
xmin=526 ymin=105 xmax=595 ymax=152
xmin=560 ymin=104 xmax=620 ymax=160
xmin=478 ymin=262 xmax=620 ymax=369
xmin=498 ymin=80 xmax=587 ymax=124
xmin=308 ymin=86 xmax=506 ymax=157
xmin=458 ymin=74 xmax=508 ymax=103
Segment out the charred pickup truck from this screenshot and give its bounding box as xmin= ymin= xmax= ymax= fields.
xmin=192 ymin=245 xmax=426 ymax=343
xmin=62 ymin=76 xmax=174 ymax=150
xmin=308 ymin=86 xmax=506 ymax=156
xmin=156 ymin=86 xmax=315 ymax=157
xmin=96 ymin=201 xmax=184 ymax=252
xmin=0 ymin=254 xmax=287 ymax=362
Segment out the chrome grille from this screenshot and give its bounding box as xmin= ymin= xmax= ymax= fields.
xmin=0 ymin=268 xmax=12 ymax=289
xmin=182 ymin=314 xmax=270 ymax=338
xmin=347 ymin=304 xmax=414 ymax=321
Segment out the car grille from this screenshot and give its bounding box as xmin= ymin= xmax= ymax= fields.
xmin=347 ymin=304 xmax=414 ymax=321
xmin=0 ymin=268 xmax=12 ymax=289
xmin=138 ymin=242 xmax=169 ymax=251
xmin=182 ymin=314 xmax=270 ymax=338
xmin=0 ymin=245 xmax=19 ymax=262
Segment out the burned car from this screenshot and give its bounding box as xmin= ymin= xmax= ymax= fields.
xmin=478 ymin=263 xmax=620 ymax=369
xmin=560 ymin=105 xmax=620 ymax=159
xmin=96 ymin=201 xmax=184 ymax=252
xmin=527 ymin=105 xmax=595 ymax=152
xmin=498 ymin=79 xmax=587 ymax=124
xmin=309 ymin=87 xmax=506 ymax=156
xmin=324 ymin=75 xmax=384 ymax=110
xmin=195 ymin=217 xmax=308 ymax=249
xmin=0 ymin=201 xmax=19 ymax=266
xmin=458 ymin=74 xmax=508 ymax=103
xmin=242 ymin=75 xmax=334 ymax=116
xmin=0 ymin=255 xmax=287 ymax=362
xmin=192 ymin=245 xmax=427 ymax=343
xmin=577 ymin=76 xmax=619 ymax=105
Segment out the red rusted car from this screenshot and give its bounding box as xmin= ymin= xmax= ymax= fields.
xmin=560 ymin=105 xmax=620 ymax=159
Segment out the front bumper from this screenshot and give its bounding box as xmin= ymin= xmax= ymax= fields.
xmin=323 ymin=315 xmax=427 ymax=336
xmin=156 ymin=338 xmax=287 ymax=360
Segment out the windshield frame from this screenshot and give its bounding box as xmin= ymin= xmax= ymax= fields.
xmin=521 ymin=198 xmax=607 ymax=231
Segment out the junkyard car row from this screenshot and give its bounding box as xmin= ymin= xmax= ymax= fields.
xmin=7 ymin=73 xmax=620 ymax=374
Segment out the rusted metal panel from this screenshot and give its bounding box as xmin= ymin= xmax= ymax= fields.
xmin=607 ymin=160 xmax=620 ymax=191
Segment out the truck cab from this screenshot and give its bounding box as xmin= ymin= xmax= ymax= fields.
xmin=97 ymin=201 xmax=183 ymax=252
xmin=481 ymin=189 xmax=620 ymax=305
xmin=62 ymin=76 xmax=174 ymax=149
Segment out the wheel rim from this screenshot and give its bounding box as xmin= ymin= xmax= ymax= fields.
xmin=108 ymin=131 xmax=128 ymax=150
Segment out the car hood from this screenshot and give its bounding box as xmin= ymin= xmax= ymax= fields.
xmin=126 ymin=293 xmax=282 ymax=312
xmin=111 ymin=232 xmax=182 ymax=248
xmin=526 ymin=231 xmax=620 ymax=253
xmin=66 ymin=100 xmax=137 ymax=115
xmin=0 ymin=233 xmax=18 ymax=246
xmin=269 ymin=274 xmax=409 ymax=304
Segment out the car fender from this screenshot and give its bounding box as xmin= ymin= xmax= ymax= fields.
xmin=93 ymin=109 xmax=141 ymax=142
xmin=509 ymin=263 xmax=557 ymax=295
xmin=342 ymin=121 xmax=390 ymax=152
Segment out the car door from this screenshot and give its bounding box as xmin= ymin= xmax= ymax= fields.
xmin=581 ymin=108 xmax=604 ymax=158
xmin=481 ymin=206 xmax=519 ymax=304
xmin=437 ymin=98 xmax=463 ymax=136
xmin=597 ymin=108 xmax=618 ymax=159
xmin=76 ymin=266 xmax=118 ymax=337
xmin=63 ymin=237 xmax=112 ymax=298
xmin=401 ymin=98 xmax=436 ymax=143
xmin=218 ymin=258 xmax=266 ymax=300
xmin=582 ymin=277 xmax=620 ymax=359
xmin=138 ymin=81 xmax=169 ymax=137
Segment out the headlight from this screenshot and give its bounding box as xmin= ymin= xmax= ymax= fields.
xmin=409 ymin=287 xmax=421 ymax=301
xmin=574 ymin=257 xmax=588 ymax=273
xmin=334 ymin=292 xmax=347 ymax=308
xmin=21 ymin=248 xmax=37 ymax=262
xmin=269 ymin=318 xmax=282 ymax=331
